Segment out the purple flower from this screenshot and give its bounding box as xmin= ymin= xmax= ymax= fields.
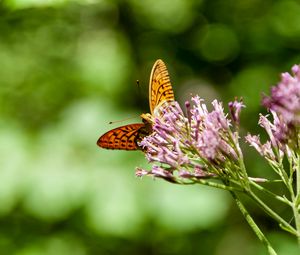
xmin=136 ymin=166 xmax=177 ymax=183
xmin=247 ymin=65 xmax=300 ymax=160
xmin=262 ymin=64 xmax=300 ymax=126
xmin=179 ymin=166 xmax=215 ymax=179
xmin=228 ymin=99 xmax=245 ymax=125
xmin=138 ymin=96 xmax=245 ymax=182
xmin=189 ymin=98 xmax=239 ymax=163
xmin=245 ymin=134 xmax=277 ymax=161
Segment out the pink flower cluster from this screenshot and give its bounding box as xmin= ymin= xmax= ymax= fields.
xmin=262 ymin=65 xmax=300 ymax=125
xmin=136 ymin=96 xmax=244 ymax=182
xmin=247 ymin=65 xmax=300 ymax=160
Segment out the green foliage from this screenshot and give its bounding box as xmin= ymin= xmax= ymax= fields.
xmin=1 ymin=0 xmax=300 ymax=254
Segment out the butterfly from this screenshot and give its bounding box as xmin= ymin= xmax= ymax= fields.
xmin=97 ymin=59 xmax=175 ymax=150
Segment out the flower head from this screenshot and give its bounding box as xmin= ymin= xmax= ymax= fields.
xmin=228 ymin=99 xmax=245 ymax=125
xmin=246 ymin=64 xmax=300 ymax=163
xmin=262 ymin=64 xmax=300 ymax=126
xmin=136 ymin=96 xmax=246 ymax=183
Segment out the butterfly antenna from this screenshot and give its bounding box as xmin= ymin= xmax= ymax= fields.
xmin=109 ymin=116 xmax=138 ymax=125
xmin=136 ymin=79 xmax=146 ymax=112
xmin=136 ymin=79 xmax=142 ymax=99
xmin=109 ymin=79 xmax=144 ymax=125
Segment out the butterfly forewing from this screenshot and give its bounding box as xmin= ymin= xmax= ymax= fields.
xmin=97 ymin=124 xmax=145 ymax=150
xmin=149 ymin=59 xmax=175 ymax=115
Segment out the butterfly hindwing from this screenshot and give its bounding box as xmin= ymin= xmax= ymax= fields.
xmin=97 ymin=124 xmax=145 ymax=150
xmin=149 ymin=59 xmax=175 ymax=114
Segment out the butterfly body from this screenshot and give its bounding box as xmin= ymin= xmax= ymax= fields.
xmin=97 ymin=59 xmax=175 ymax=150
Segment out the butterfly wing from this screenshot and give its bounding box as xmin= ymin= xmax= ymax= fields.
xmin=149 ymin=59 xmax=175 ymax=115
xmin=98 ymin=59 xmax=175 ymax=151
xmin=97 ymin=123 xmax=145 ymax=150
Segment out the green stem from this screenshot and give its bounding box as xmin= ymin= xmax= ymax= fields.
xmin=291 ymin=200 xmax=300 ymax=245
xmin=183 ymin=179 xmax=244 ymax=192
xmin=297 ymin=154 xmax=300 ymax=195
xmin=290 ymin=154 xmax=300 ymax=245
xmin=249 ymin=180 xmax=292 ymax=206
xmin=248 ymin=190 xmax=297 ymax=236
xmin=230 ymin=191 xmax=277 ymax=255
xmin=278 ymin=164 xmax=291 ymax=190
xmin=228 ymin=131 xmax=250 ymax=186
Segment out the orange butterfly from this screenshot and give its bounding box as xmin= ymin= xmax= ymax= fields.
xmin=97 ymin=59 xmax=175 ymax=150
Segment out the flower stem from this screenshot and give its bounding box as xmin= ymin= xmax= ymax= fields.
xmin=291 ymin=154 xmax=300 ymax=245
xmin=297 ymin=154 xmax=300 ymax=195
xmin=230 ymin=191 xmax=277 ymax=255
xmin=249 ymin=180 xmax=292 ymax=206
xmin=291 ymin=200 xmax=300 ymax=245
xmin=247 ymin=190 xmax=297 ymax=236
xmin=188 ymin=179 xmax=244 ymax=192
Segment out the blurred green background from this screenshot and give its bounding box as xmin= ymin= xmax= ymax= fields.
xmin=1 ymin=0 xmax=300 ymax=254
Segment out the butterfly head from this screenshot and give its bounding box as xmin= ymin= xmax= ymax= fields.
xmin=140 ymin=113 xmax=153 ymax=124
